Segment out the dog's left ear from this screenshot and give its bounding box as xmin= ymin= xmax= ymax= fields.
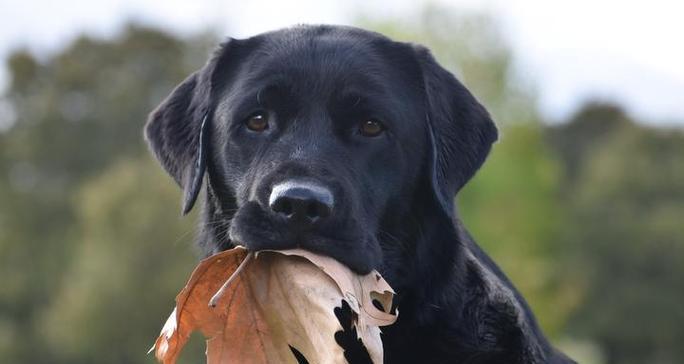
xmin=413 ymin=45 xmax=498 ymax=217
xmin=145 ymin=40 xmax=235 ymax=215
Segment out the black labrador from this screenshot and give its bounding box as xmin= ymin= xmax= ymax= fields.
xmin=145 ymin=25 xmax=575 ymax=364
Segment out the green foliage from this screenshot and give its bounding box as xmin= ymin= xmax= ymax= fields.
xmin=0 ymin=25 xmax=213 ymax=363
xmin=41 ymin=157 xmax=200 ymax=363
xmin=551 ymin=104 xmax=684 ymax=364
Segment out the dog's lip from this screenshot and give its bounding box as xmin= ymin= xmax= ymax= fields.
xmin=266 ymin=212 xmax=323 ymax=232
xmin=231 ymin=228 xmax=365 ymax=250
xmin=229 ymin=222 xmax=376 ymax=262
xmin=225 ymin=215 xmax=380 ymax=275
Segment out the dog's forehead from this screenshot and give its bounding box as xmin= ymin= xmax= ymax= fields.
xmin=257 ymin=25 xmax=386 ymax=67
xmin=217 ymin=26 xmax=426 ymax=137
xmin=243 ymin=26 xmax=412 ymax=97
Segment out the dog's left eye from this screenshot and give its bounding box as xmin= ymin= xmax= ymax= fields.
xmin=245 ymin=112 xmax=269 ymax=132
xmin=359 ymin=120 xmax=385 ymax=137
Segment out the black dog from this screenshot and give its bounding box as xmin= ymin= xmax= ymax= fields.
xmin=145 ymin=25 xmax=575 ymax=363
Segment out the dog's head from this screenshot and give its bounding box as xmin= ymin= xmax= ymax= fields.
xmin=145 ymin=25 xmax=497 ymax=278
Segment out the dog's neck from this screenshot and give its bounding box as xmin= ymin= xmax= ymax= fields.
xmin=377 ymin=191 xmax=558 ymax=363
xmin=377 ymin=187 xmax=469 ymax=323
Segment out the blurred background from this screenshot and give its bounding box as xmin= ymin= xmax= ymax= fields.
xmin=0 ymin=1 xmax=682 ymax=363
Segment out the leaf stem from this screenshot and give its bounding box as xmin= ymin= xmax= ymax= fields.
xmin=209 ymin=251 xmax=254 ymax=307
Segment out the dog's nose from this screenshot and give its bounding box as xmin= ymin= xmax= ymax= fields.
xmin=268 ymin=181 xmax=334 ymax=225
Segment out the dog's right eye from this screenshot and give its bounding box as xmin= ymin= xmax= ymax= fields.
xmin=358 ymin=119 xmax=385 ymax=137
xmin=245 ymin=112 xmax=269 ymax=132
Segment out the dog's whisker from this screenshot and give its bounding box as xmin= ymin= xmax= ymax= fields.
xmin=377 ymin=229 xmax=411 ymax=253
xmin=169 ymin=226 xmax=198 ymax=246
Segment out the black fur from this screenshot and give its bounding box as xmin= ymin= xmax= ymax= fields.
xmin=145 ymin=25 xmax=575 ymax=363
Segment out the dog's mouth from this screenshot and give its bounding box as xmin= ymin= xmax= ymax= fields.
xmin=227 ymin=201 xmax=382 ymax=274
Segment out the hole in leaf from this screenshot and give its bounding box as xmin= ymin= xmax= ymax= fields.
xmin=371 ymin=298 xmax=385 ymax=312
xmin=370 ymin=291 xmax=394 ymax=313
xmin=176 ymin=331 xmax=206 ymax=363
xmin=289 ymin=345 xmax=309 ymax=364
xmin=334 ymin=300 xmax=373 ymax=364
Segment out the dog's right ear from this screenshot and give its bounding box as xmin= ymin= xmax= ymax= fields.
xmin=144 ymin=41 xmax=235 ymax=215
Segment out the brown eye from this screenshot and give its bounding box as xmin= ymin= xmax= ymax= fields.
xmin=359 ymin=119 xmax=384 ymax=137
xmin=245 ymin=113 xmax=269 ymax=132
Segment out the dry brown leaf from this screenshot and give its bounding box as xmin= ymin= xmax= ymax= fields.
xmin=151 ymin=247 xmax=397 ymax=364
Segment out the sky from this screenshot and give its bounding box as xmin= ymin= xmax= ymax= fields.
xmin=0 ymin=0 xmax=682 ymax=125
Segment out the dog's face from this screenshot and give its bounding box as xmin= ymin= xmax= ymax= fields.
xmin=146 ymin=25 xmax=497 ymax=280
xmin=211 ymin=30 xmax=428 ymax=273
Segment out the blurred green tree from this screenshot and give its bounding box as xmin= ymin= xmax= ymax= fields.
xmin=0 ymin=25 xmax=214 ymax=363
xmin=550 ymin=104 xmax=684 ymax=364
xmin=41 ymin=157 xmax=201 ymax=363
